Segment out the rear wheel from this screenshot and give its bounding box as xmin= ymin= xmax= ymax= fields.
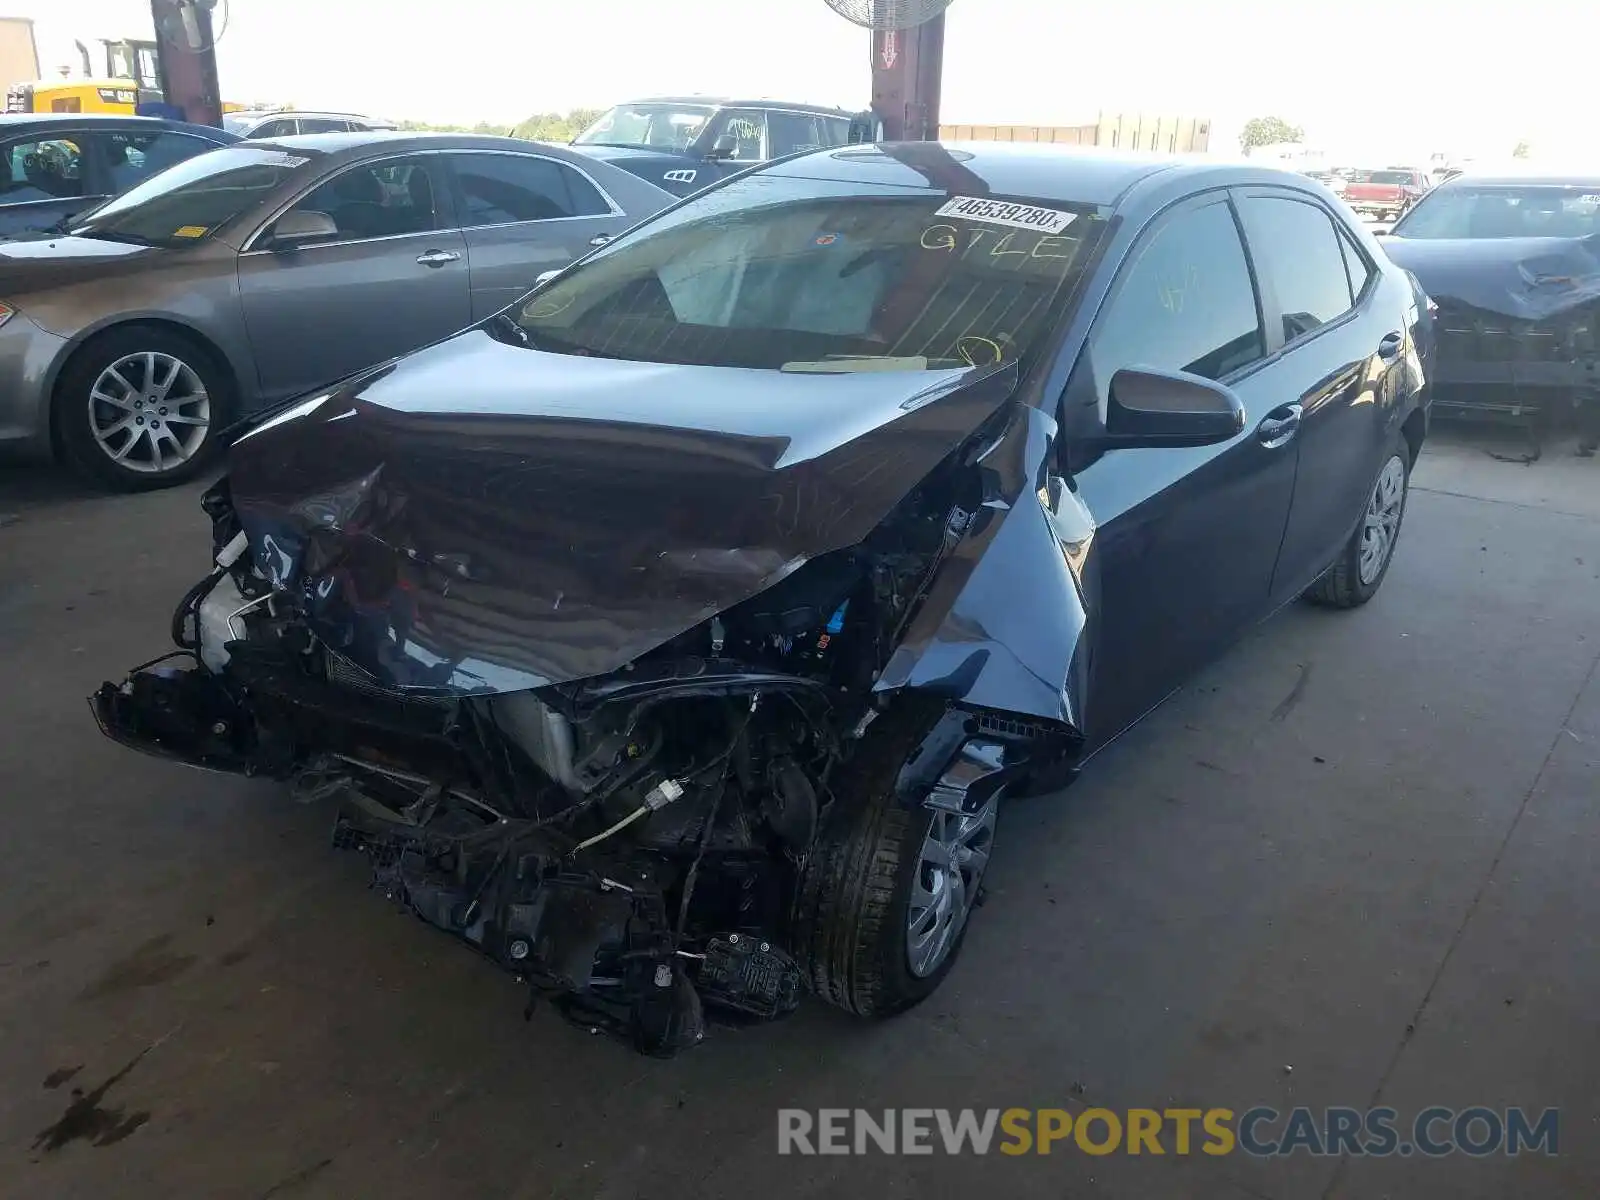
xmin=55 ymin=327 xmax=231 ymax=492
xmin=792 ymin=703 xmax=999 ymax=1017
xmin=1304 ymin=436 xmax=1411 ymax=608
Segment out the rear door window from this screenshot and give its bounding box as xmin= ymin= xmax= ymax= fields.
xmin=1237 ymin=195 xmax=1354 ymax=343
xmin=558 ymin=166 xmax=611 ymax=217
xmin=450 ymin=152 xmax=604 ymax=224
xmin=101 ymin=130 xmax=218 ymax=193
xmin=768 ymin=112 xmax=831 ymax=157
xmin=252 ymin=118 xmax=298 ymax=139
xmin=297 ymin=117 xmax=350 ymax=133
xmin=817 ymin=116 xmax=851 ymax=147
xmin=0 ymin=137 xmax=85 ymax=203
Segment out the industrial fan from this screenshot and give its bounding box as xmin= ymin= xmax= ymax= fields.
xmin=823 ymin=0 xmax=956 ymax=27
xmin=825 ymin=0 xmax=956 ymax=141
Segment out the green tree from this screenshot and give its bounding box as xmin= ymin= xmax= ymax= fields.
xmin=397 ymin=119 xmax=513 ymax=136
xmin=1239 ymin=116 xmax=1305 ymax=154
xmin=1512 ymin=139 xmax=1531 ymax=159
xmin=512 ymin=107 xmax=605 ymax=143
xmin=392 ymin=107 xmax=605 ymax=144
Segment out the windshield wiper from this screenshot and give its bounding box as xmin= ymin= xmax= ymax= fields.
xmin=780 ymin=356 xmax=932 ymax=374
xmin=487 ymin=313 xmax=620 ymax=358
xmin=489 ymin=312 xmax=532 ymax=347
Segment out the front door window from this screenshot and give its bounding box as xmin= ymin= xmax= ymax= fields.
xmin=0 ymin=138 xmax=85 ymax=204
xmin=712 ymin=110 xmax=767 ymax=162
xmin=291 ymin=157 xmax=440 ymax=240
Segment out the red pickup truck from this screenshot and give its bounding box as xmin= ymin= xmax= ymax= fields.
xmin=1344 ymin=169 xmax=1431 ymax=221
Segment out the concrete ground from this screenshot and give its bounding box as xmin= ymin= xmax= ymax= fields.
xmin=0 ymin=426 xmax=1595 ymax=1200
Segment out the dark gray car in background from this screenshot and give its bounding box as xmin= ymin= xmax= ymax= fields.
xmin=222 ymin=110 xmax=398 ymax=138
xmin=570 ymin=96 xmax=855 ymax=196
xmin=0 ymin=131 xmax=673 ymax=489
xmin=1 ymin=113 xmax=239 ymax=239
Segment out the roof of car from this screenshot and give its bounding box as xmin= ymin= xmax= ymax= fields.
xmin=0 ymin=113 xmax=238 ymax=138
xmin=232 ymin=110 xmax=391 ymax=122
xmin=627 ymin=95 xmax=853 ymax=116
xmin=245 ymin=130 xmax=612 ymax=160
xmin=765 ymin=142 xmax=1308 ymax=208
xmin=1446 ymin=169 xmax=1600 ymax=187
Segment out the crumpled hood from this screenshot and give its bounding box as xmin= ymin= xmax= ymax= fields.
xmin=1383 ymin=234 xmax=1600 ymax=321
xmin=225 ymin=328 xmax=1018 ymax=694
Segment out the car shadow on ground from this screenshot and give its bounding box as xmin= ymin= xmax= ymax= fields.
xmin=1429 ymin=417 xmax=1594 ymax=464
xmin=0 ymin=463 xmax=224 ymax=516
xmin=0 ymin=463 xmax=104 ymax=510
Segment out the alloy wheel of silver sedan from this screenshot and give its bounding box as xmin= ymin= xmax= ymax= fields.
xmin=88 ymin=351 xmax=211 ymax=475
xmin=907 ymin=796 xmax=998 ymax=978
xmin=1359 ymin=454 xmax=1407 ymax=585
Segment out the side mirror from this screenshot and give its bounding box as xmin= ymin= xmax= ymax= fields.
xmin=270 ymin=209 xmax=338 ymax=247
xmin=1103 ymin=367 xmax=1245 ymax=449
xmin=708 ymin=134 xmax=738 ymax=160
xmin=534 ymin=269 xmax=563 ymax=288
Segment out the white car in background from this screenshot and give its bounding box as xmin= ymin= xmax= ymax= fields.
xmin=224 ymin=110 xmax=398 ymax=138
xmin=1302 ymin=168 xmax=1348 ymax=197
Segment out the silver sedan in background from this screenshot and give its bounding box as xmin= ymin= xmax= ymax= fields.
xmin=0 ymin=132 xmax=674 ymax=489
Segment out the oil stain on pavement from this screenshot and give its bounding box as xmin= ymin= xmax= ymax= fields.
xmin=32 ymin=1044 xmax=156 ymax=1154
xmin=79 ymin=934 xmax=197 ymax=1001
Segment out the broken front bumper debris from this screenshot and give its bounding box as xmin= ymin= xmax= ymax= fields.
xmin=90 ymin=345 xmax=1082 ymax=1055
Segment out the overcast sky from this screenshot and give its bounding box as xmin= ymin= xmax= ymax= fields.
xmin=11 ymin=0 xmax=1586 ymax=164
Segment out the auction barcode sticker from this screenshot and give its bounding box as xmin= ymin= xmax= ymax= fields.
xmin=934 ymin=196 xmax=1077 ymax=234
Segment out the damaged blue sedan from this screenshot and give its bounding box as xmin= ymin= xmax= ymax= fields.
xmin=93 ymin=143 xmax=1431 ymax=1055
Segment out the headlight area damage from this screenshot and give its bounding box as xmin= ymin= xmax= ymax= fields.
xmin=1384 ymin=235 xmax=1600 ymax=435
xmin=90 ymin=335 xmax=1090 ymax=1056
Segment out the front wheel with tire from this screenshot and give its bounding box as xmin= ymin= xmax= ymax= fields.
xmin=55 ymin=327 xmax=231 ymax=492
xmin=1304 ymin=438 xmax=1411 ymax=608
xmin=792 ymin=705 xmax=999 ymax=1017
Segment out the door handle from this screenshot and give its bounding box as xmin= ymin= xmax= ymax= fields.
xmin=415 ymin=249 xmax=461 ymax=267
xmin=1377 ymin=331 xmax=1404 ymax=359
xmin=588 ymin=234 xmax=614 ymax=247
xmin=1257 ymin=403 xmax=1303 ymax=449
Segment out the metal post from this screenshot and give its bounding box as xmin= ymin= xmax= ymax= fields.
xmin=870 ymin=11 xmax=946 ymax=142
xmin=150 ymin=0 xmax=222 ymax=126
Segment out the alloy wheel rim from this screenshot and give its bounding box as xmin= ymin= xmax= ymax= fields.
xmin=907 ymin=795 xmax=998 ymax=978
xmin=88 ymin=351 xmax=210 ymax=475
xmin=1360 ymin=454 xmax=1406 ymax=585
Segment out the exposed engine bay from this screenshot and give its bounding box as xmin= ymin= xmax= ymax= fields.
xmin=93 ymin=456 xmax=1070 ymax=1055
xmin=87 ymin=328 xmax=1101 ymax=1056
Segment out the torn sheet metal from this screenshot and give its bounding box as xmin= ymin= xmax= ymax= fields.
xmin=876 ymin=404 xmax=1092 ymax=729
